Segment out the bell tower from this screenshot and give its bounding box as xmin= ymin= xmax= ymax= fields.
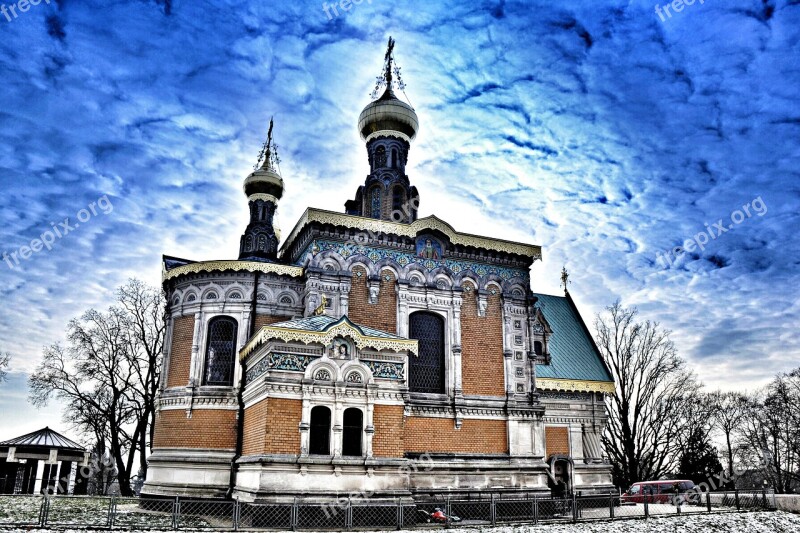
xmin=239 ymin=118 xmax=284 ymax=262
xmin=346 ymin=38 xmax=420 ymax=223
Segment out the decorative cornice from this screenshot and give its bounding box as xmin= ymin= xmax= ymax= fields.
xmin=240 ymin=320 xmax=418 ymax=360
xmin=248 ymin=193 xmax=279 ymax=204
xmin=364 ymin=130 xmax=412 ymax=144
xmin=537 ymin=378 xmax=615 ymax=394
xmin=280 ymin=208 xmax=542 ymax=259
xmin=163 ymin=260 xmax=303 ymax=282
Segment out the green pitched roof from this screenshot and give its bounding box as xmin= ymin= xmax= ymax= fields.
xmin=533 ymin=293 xmax=613 ymax=383
xmin=269 ymin=315 xmax=404 ymax=339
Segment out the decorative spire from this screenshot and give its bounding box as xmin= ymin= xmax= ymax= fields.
xmin=254 ymin=117 xmax=281 ymax=172
xmin=371 ymin=37 xmax=408 ymax=100
xmin=560 ymin=266 xmax=570 ymax=295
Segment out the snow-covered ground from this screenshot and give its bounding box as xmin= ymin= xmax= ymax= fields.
xmin=1 ymin=511 xmax=800 ymax=533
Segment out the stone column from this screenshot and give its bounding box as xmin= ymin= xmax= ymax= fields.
xmin=189 ymin=312 xmax=204 ymax=385
xmin=397 ymin=281 xmax=410 ymax=337
xmin=332 ymin=395 xmax=344 ymax=458
xmin=569 ymin=425 xmax=584 ymax=461
xmin=365 ymin=389 xmax=376 ymax=458
xmin=299 ymin=393 xmax=311 ymax=456
xmin=451 ymin=295 xmax=463 ymax=397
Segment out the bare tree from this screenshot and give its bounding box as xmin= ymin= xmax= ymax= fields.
xmin=595 ymin=301 xmax=700 ymax=489
xmin=708 ymin=390 xmax=748 ymax=483
xmin=734 ymin=373 xmax=800 ymax=493
xmin=29 ymin=279 xmax=164 ymax=496
xmin=0 ymin=351 xmax=9 ymax=384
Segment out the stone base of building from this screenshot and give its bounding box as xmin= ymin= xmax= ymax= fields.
xmin=230 ymin=454 xmax=614 ymax=502
xmin=142 ymin=448 xmax=235 ymax=499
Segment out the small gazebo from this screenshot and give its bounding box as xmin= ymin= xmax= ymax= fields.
xmin=0 ymin=427 xmax=89 ymax=495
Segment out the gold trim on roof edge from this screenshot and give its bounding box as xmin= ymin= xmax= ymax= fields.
xmin=240 ymin=320 xmax=418 ymax=360
xmin=536 ymin=378 xmax=615 ymax=394
xmin=163 ymin=260 xmax=304 ymax=282
xmin=280 ymin=208 xmax=542 ymax=259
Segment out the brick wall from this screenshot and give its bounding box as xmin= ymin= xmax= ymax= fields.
xmin=152 ymin=409 xmax=237 ymax=450
xmin=166 ymin=315 xmax=194 ymax=389
xmin=242 ymin=397 xmax=302 ymax=456
xmin=404 ymin=417 xmax=508 ymax=454
xmin=460 ymin=284 xmax=506 ymax=396
xmin=253 ymin=314 xmax=287 ymax=332
xmin=372 ymin=405 xmax=405 ymax=457
xmin=545 ymin=426 xmax=570 ymax=457
xmin=348 ymin=266 xmax=397 ymax=334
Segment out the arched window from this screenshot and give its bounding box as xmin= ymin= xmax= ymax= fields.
xmin=534 ymin=341 xmax=543 ymax=356
xmin=391 ymin=148 xmax=399 ymax=169
xmin=375 ymin=146 xmax=387 ymax=168
xmin=203 ymin=317 xmax=238 ymax=386
xmin=309 ymin=406 xmax=331 ymax=455
xmin=342 ymin=408 xmax=363 ymax=457
xmin=369 ymin=187 xmax=382 ymax=219
xmin=408 ymin=312 xmax=445 ymax=394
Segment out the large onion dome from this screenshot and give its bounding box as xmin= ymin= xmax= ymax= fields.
xmin=358 ymin=87 xmax=419 ymax=142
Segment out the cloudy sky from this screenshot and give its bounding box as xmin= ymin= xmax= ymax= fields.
xmin=0 ymin=0 xmax=798 ymax=440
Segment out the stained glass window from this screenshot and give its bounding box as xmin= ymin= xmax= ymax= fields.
xmin=203 ymin=317 xmax=238 ymax=386
xmin=409 ymin=311 xmax=445 ymax=394
xmin=370 ymin=187 xmax=382 ymax=219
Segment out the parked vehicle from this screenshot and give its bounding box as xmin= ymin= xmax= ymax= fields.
xmin=416 ymin=508 xmax=462 ymax=523
xmin=621 ymin=480 xmax=699 ymax=505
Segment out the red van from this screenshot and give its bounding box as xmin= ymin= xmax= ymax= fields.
xmin=621 ymin=480 xmax=698 ymax=505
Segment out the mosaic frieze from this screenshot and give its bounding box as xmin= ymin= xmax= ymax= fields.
xmin=302 ymin=239 xmax=528 ymax=282
xmin=245 ymin=353 xmax=320 ymax=382
xmin=363 ymin=360 xmax=405 ymax=380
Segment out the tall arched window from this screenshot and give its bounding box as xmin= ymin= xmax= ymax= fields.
xmin=203 ymin=317 xmax=238 ymax=386
xmin=375 ymin=146 xmax=387 ymax=168
xmin=391 ymin=148 xmax=399 ymax=169
xmin=369 ymin=187 xmax=382 ymax=219
xmin=342 ymin=408 xmax=363 ymax=457
xmin=309 ymin=406 xmax=331 ymax=455
xmin=409 ymin=312 xmax=445 ymax=394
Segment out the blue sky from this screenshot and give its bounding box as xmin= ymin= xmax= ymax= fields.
xmin=0 ymin=0 xmax=798 ymax=440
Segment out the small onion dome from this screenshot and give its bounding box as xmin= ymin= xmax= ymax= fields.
xmin=243 ymin=165 xmax=284 ymax=200
xmin=358 ymin=87 xmax=419 ymax=142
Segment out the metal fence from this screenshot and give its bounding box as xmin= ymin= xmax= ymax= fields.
xmin=0 ymin=490 xmax=777 ymax=530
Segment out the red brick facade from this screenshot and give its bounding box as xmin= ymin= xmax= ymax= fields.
xmin=460 ymin=283 xmax=506 ymax=397
xmin=166 ymin=315 xmax=194 ymax=389
xmin=153 ymin=409 xmax=237 ymax=450
xmin=372 ymin=405 xmax=405 ymax=457
xmin=348 ymin=266 xmax=397 ymax=334
xmin=242 ymin=397 xmax=302 ymax=456
xmin=404 ymin=416 xmax=508 ymax=454
xmin=545 ymin=426 xmax=570 ymax=456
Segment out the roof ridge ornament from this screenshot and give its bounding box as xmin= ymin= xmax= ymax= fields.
xmin=254 ymin=117 xmax=281 ymax=172
xmin=370 ymin=37 xmax=410 ymax=103
xmin=561 ymin=266 xmax=570 ymax=295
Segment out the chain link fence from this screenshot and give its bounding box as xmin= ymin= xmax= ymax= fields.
xmin=0 ymin=489 xmax=777 ymax=530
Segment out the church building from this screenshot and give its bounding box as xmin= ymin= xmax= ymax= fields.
xmin=142 ymin=39 xmax=615 ymax=502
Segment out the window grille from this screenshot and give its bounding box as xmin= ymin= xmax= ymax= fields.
xmin=203 ymin=317 xmax=238 ymax=385
xmin=408 ymin=312 xmax=445 ymax=393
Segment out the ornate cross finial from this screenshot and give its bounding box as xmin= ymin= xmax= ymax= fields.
xmin=560 ymin=266 xmax=570 ymax=295
xmin=371 ymin=36 xmax=408 ymax=99
xmin=254 ymin=117 xmax=281 ymax=171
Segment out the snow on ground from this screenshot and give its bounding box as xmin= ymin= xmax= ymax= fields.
xmin=1 ymin=511 xmax=800 ymax=533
